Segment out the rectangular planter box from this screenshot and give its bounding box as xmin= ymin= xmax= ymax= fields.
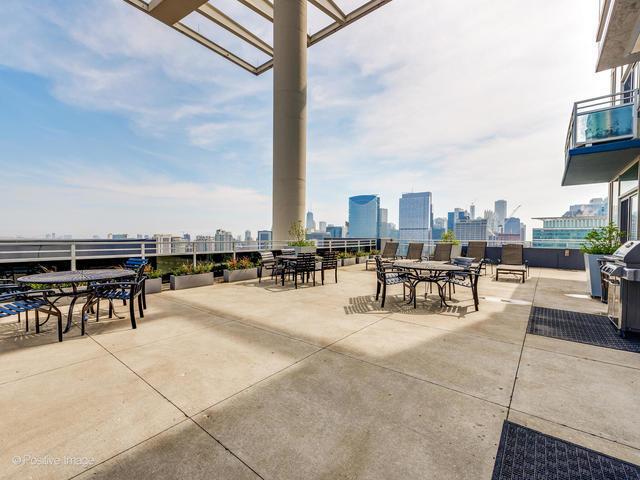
xmin=341 ymin=257 xmax=356 ymax=267
xmin=170 ymin=272 xmax=213 ymax=290
xmin=293 ymin=245 xmax=317 ymax=254
xmin=584 ymin=253 xmax=603 ymax=298
xmin=356 ymin=256 xmax=369 ymax=264
xmin=145 ymin=277 xmax=162 ymax=294
xmin=223 ymin=267 xmax=258 ymax=283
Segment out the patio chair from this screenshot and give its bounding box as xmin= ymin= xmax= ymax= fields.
xmin=445 ymin=258 xmax=484 ymax=311
xmin=315 ymin=250 xmax=338 ymax=285
xmin=428 ymin=242 xmax=453 ymax=262
xmin=495 ymin=244 xmax=528 ymax=283
xmin=465 ymin=241 xmax=487 ymax=275
xmin=282 ymin=253 xmax=316 ymax=289
xmin=366 ymin=241 xmax=399 ymax=270
xmin=258 ymin=251 xmax=283 ymax=283
xmin=90 ymin=266 xmax=147 ymax=333
xmin=403 ymin=242 xmax=424 ymax=260
xmin=0 ymin=289 xmax=63 ymax=341
xmin=374 ymin=256 xmax=410 ymax=308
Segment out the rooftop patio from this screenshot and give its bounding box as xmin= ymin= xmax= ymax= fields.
xmin=1 ymin=264 xmax=639 ymax=479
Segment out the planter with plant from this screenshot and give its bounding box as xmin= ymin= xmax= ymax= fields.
xmin=145 ymin=269 xmax=164 ymax=294
xmin=223 ymin=257 xmax=258 ymax=282
xmin=169 ymin=262 xmax=214 ymax=290
xmin=369 ymin=249 xmax=381 ymax=258
xmin=355 ymin=251 xmax=369 ymax=264
xmin=338 ymin=251 xmax=356 ymax=266
xmin=581 ymin=223 xmax=623 ymax=298
xmin=288 ymin=220 xmax=316 ymax=254
xmin=439 ymin=230 xmax=462 ymax=258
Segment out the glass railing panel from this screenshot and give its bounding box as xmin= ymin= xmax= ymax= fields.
xmin=575 ymin=103 xmax=635 ymax=145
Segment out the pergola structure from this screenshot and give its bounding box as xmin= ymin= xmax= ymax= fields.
xmin=123 ymin=0 xmax=391 ymax=240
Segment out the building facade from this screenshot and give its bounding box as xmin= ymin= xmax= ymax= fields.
xmin=532 ymin=216 xmax=607 ymax=249
xmin=326 ymin=225 xmax=343 ymax=238
xmin=454 ymin=218 xmax=488 ymax=242
xmin=399 ymin=192 xmax=432 ymax=243
xmin=562 ymin=4 xmax=640 ymax=241
xmin=348 ymin=195 xmax=380 ymax=238
xmin=494 ymin=200 xmax=507 ymax=231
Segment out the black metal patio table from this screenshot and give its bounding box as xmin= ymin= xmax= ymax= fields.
xmin=393 ymin=260 xmax=465 ymax=308
xmin=18 ymin=269 xmax=135 ymax=335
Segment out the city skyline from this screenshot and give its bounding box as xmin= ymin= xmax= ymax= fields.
xmin=0 ymin=0 xmax=609 ymax=239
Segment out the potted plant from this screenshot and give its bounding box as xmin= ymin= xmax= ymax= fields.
xmin=355 ymin=251 xmax=369 ymax=264
xmin=338 ymin=251 xmax=356 ymax=266
xmin=288 ymin=220 xmax=316 ymax=254
xmin=369 ymin=249 xmax=381 ymax=258
xmin=223 ymin=257 xmax=258 ymax=282
xmin=581 ymin=223 xmax=623 ymax=298
xmin=145 ymin=268 xmax=163 ymax=294
xmin=440 ymin=230 xmax=462 ymax=258
xmin=169 ymin=262 xmax=214 ymax=290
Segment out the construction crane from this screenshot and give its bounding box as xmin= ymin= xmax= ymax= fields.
xmin=508 ymin=204 xmax=522 ymax=218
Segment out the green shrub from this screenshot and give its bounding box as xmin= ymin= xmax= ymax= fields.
xmin=580 ymin=223 xmax=623 ymax=255
xmin=226 ymin=257 xmax=255 ymax=270
xmin=440 ymin=230 xmax=460 ymax=245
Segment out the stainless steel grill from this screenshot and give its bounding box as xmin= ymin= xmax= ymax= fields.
xmin=600 ymin=241 xmax=640 ymax=336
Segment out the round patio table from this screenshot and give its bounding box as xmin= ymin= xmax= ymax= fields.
xmin=18 ymin=269 xmax=135 ymax=333
xmin=393 ymin=261 xmax=465 ymax=308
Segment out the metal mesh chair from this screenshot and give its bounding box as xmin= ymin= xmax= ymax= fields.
xmin=404 ymin=242 xmax=425 ymax=260
xmin=317 ymin=250 xmax=338 ymax=284
xmin=466 ymin=241 xmax=487 ymax=275
xmin=430 ymin=242 xmax=453 ymax=261
xmin=258 ymin=251 xmax=283 ymax=283
xmin=496 ymin=244 xmax=528 ymax=283
xmin=446 ymin=259 xmax=484 ymax=311
xmin=366 ymin=241 xmax=398 ymax=270
xmin=374 ymin=256 xmax=409 ymax=308
xmin=0 ymin=290 xmax=63 ymax=341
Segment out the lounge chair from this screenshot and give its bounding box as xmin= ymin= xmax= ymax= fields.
xmin=428 ymin=242 xmax=453 ymax=262
xmin=495 ymin=244 xmax=528 ymax=283
xmin=366 ymin=241 xmax=399 ymax=270
xmin=402 ymin=242 xmax=425 ymax=261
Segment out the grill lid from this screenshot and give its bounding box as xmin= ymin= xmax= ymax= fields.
xmin=611 ymin=240 xmax=640 ymax=267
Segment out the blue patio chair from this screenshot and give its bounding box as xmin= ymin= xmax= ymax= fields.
xmin=0 ymin=290 xmax=63 ymax=341
xmin=122 ymin=258 xmax=149 ymax=309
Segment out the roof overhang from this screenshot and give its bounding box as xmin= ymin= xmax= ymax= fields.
xmin=596 ymin=0 xmax=640 ymax=72
xmin=123 ymin=0 xmax=392 ymax=75
xmin=562 ymin=139 xmax=640 ymax=186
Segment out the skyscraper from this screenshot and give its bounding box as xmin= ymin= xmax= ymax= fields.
xmin=495 ymin=200 xmax=507 ymax=230
xmin=447 ymin=208 xmax=466 ymax=231
xmin=348 ymin=195 xmax=380 ymax=238
xmin=305 ymin=211 xmax=316 ymax=232
xmin=399 ymin=192 xmax=432 ymax=243
xmin=470 ymin=204 xmax=476 ymax=220
xmin=257 ymin=230 xmax=272 ymax=249
xmin=318 ymin=221 xmax=327 ymax=233
xmin=504 ymin=217 xmax=521 ymax=236
xmin=454 ymin=218 xmax=489 ymax=242
xmin=326 ymin=225 xmax=343 ymax=238
xmin=244 ymin=230 xmax=252 ymax=242
xmin=378 ymin=207 xmax=390 ymax=238
xmin=214 ymin=229 xmax=234 ymax=251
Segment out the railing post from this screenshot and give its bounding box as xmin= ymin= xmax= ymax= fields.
xmin=140 ymin=242 xmax=146 ymax=259
xmin=357 ymin=239 xmax=361 ymax=252
xmin=70 ymin=243 xmax=77 ymax=271
xmin=232 ymin=241 xmax=237 ymax=261
xmin=192 ymin=248 xmax=197 ymax=267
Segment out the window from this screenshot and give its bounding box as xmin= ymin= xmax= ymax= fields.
xmin=631 ymin=195 xmax=638 ymax=241
xmin=620 ymin=162 xmax=639 ymax=195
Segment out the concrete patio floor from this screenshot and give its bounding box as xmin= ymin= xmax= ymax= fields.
xmin=1 ymin=264 xmax=639 ymax=479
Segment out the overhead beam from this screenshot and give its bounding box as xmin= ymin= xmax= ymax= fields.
xmin=148 ymin=0 xmax=210 ymax=25
xmin=173 ymin=22 xmax=258 ymax=74
xmin=237 ymin=0 xmax=274 ymax=22
xmin=310 ymin=0 xmax=390 ymax=45
xmin=198 ymin=3 xmax=273 ymax=56
xmin=308 ymin=0 xmax=345 ymax=23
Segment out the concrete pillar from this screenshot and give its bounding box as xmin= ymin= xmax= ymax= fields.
xmin=272 ymin=0 xmax=307 ymax=241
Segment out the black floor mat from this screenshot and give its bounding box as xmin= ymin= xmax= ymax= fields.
xmin=492 ymin=421 xmax=640 ymax=480
xmin=527 ymin=306 xmax=640 ymax=353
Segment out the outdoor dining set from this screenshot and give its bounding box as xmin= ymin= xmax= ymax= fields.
xmin=371 ymin=241 xmax=530 ymax=310
xmin=257 ymin=248 xmax=339 ymax=288
xmin=0 ymin=257 xmax=149 ymax=342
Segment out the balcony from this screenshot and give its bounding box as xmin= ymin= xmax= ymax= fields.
xmin=596 ymin=0 xmax=640 ymax=71
xmin=1 ymin=263 xmax=639 ymax=479
xmin=562 ymin=89 xmax=640 ymax=186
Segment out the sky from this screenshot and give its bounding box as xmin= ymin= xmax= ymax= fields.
xmin=0 ymin=0 xmax=610 ymax=239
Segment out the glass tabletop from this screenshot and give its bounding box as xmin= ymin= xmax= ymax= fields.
xmin=17 ymin=269 xmax=136 ymax=284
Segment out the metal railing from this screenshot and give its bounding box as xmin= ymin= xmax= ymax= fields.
xmin=565 ymin=89 xmax=639 ymax=162
xmin=0 ymin=238 xmax=378 ymax=270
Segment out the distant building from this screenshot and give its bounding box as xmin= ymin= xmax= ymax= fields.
xmin=244 ymin=230 xmax=252 ymax=242
xmin=257 ymin=230 xmax=272 ymax=249
xmin=318 ymin=221 xmax=327 ymax=233
xmin=433 ymin=217 xmax=447 ymax=229
xmin=447 ymin=208 xmax=466 ymax=231
xmin=306 ymin=232 xmax=329 ymax=242
xmin=153 ymin=234 xmax=173 ymax=254
xmin=566 ymin=197 xmax=608 ymax=217
xmin=495 ymin=200 xmax=507 ymax=230
xmin=195 ymin=235 xmax=215 ymax=252
xmin=504 ymin=217 xmax=523 ymax=240
xmin=378 ymin=207 xmax=390 ymax=238
xmin=470 ymin=204 xmax=476 ymax=220
xmin=214 ymin=229 xmax=234 ymax=251
xmin=388 ymin=223 xmax=400 ymax=241
xmin=326 ymin=225 xmax=343 ymax=238
xmin=399 ymin=192 xmax=432 ymax=243
xmin=432 ymin=228 xmax=445 ymax=241
xmin=532 ymin=216 xmax=607 ymax=248
xmin=306 ymin=211 xmax=316 ymax=232
xmin=348 ymin=195 xmax=380 ymax=238
xmin=108 ymin=233 xmax=128 ymax=240
xmin=454 ymin=218 xmax=489 ymax=242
